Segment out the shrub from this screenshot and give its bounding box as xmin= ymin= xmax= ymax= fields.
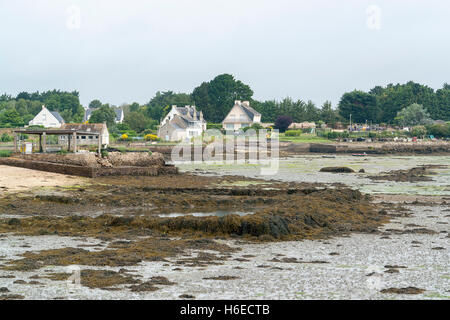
xmin=326 ymin=131 xmax=349 ymax=139
xmin=144 ymin=134 xmax=159 ymax=141
xmin=0 ymin=150 xmax=12 ymax=157
xmin=426 ymin=123 xmax=450 ymax=138
xmin=207 ymin=123 xmax=223 ymax=130
xmin=284 ymin=130 xmax=302 ymax=137
xmin=101 ymin=149 xmax=109 ymax=158
xmin=0 ymin=133 xmax=13 ymax=142
xmin=274 ymin=116 xmax=293 ymax=133
xmin=411 ymin=125 xmax=427 ymax=138
xmin=120 ymin=134 xmax=130 ymax=141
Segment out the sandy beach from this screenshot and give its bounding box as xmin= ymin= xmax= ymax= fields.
xmin=0 ymin=165 xmax=86 ymax=193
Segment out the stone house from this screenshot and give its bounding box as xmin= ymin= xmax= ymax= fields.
xmin=58 ymin=123 xmax=110 ymax=147
xmin=157 ymin=105 xmax=206 ymax=141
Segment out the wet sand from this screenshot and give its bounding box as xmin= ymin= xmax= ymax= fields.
xmin=0 ymin=165 xmax=87 ymax=193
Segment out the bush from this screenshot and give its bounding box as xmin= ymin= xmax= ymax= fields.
xmin=426 ymin=123 xmax=450 ymax=138
xmin=274 ymin=116 xmax=293 ymax=133
xmin=119 ymin=134 xmax=130 ymax=141
xmin=326 ymin=131 xmax=349 ymax=140
xmin=411 ymin=125 xmax=427 ymax=138
xmin=0 ymin=150 xmax=12 ymax=157
xmin=0 ymin=133 xmax=13 ymax=142
xmin=242 ymin=123 xmax=265 ymax=132
xmin=101 ymin=149 xmax=109 ymax=158
xmin=284 ymin=130 xmax=302 ymax=137
xmin=144 ymin=134 xmax=159 ymax=141
xmin=207 ymin=123 xmax=223 ymax=130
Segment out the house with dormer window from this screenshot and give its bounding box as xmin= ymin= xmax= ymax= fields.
xmin=157 ymin=105 xmax=206 ymax=141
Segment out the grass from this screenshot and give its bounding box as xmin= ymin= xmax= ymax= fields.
xmin=279 ymin=133 xmax=330 ymax=143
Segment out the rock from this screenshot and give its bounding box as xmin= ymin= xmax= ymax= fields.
xmin=320 ymin=167 xmax=355 ymax=173
xmin=380 ymin=287 xmax=425 ymax=295
xmin=0 ymin=287 xmax=9 ymax=293
xmin=359 ymin=169 xmax=365 ymax=173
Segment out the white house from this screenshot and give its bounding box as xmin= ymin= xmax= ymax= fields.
xmin=222 ymin=100 xmax=261 ymax=131
xmin=114 ymin=108 xmax=124 ymax=124
xmin=28 ymin=105 xmax=65 ymax=128
xmin=157 ymin=105 xmax=206 ymax=141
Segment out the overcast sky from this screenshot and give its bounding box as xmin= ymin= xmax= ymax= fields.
xmin=0 ymin=0 xmax=449 ymax=107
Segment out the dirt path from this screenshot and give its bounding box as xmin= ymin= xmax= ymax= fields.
xmin=0 ymin=165 xmax=86 ymax=193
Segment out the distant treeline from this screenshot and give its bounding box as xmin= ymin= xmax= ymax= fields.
xmin=0 ymin=90 xmax=84 ymax=127
xmin=1 ymin=75 xmax=449 ymax=133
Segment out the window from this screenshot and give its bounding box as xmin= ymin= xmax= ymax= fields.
xmin=226 ymin=124 xmax=234 ymax=130
xmin=81 ymin=136 xmax=86 ymax=140
xmin=89 ymin=136 xmax=93 ymax=140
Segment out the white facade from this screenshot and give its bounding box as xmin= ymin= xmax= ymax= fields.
xmin=158 ymin=105 xmax=206 ymax=141
xmin=222 ymin=101 xmax=261 ymax=131
xmin=28 ymin=105 xmax=65 ymax=128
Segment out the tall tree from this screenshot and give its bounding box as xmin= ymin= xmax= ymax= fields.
xmin=89 ymin=99 xmax=103 ymax=109
xmin=395 ymin=103 xmax=433 ymax=126
xmin=146 ymin=91 xmax=192 ymax=121
xmin=89 ymin=105 xmax=117 ymax=128
xmin=338 ymin=90 xmax=379 ymax=124
xmin=191 ymin=74 xmax=253 ymax=123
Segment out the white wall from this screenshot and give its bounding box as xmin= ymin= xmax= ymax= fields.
xmin=29 ymin=107 xmax=62 ymax=128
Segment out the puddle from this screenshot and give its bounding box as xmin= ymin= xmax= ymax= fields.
xmin=158 ymin=211 xmax=254 ymax=218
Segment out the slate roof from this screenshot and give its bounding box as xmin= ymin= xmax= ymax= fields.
xmin=114 ymin=108 xmax=124 ymax=122
xmin=175 ymin=106 xmax=202 ymax=120
xmin=50 ymin=111 xmax=65 ymax=123
xmin=61 ymin=123 xmax=107 ymax=133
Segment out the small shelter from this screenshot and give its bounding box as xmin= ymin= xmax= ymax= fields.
xmin=13 ymin=128 xmax=104 ymax=154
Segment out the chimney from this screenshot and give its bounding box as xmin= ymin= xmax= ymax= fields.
xmin=199 ymin=110 xmax=204 ymax=121
xmin=242 ymin=101 xmax=250 ymax=108
xmin=193 ymin=106 xmax=197 ymax=120
xmin=234 ymin=100 xmax=241 ymax=105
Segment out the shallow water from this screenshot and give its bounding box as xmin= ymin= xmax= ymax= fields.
xmin=158 ymin=211 xmax=254 ymax=218
xmin=177 ymin=155 xmax=450 ymax=196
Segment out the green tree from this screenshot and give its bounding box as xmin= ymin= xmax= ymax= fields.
xmin=89 ymin=99 xmax=103 ymax=109
xmin=89 ymin=105 xmax=117 ymax=128
xmin=395 ymin=103 xmax=433 ymax=126
xmin=124 ymin=111 xmax=153 ymax=133
xmin=411 ymin=125 xmax=427 ymax=138
xmin=0 ymin=109 xmax=24 ymax=126
xmin=146 ymin=91 xmax=192 ymax=121
xmin=192 ymin=74 xmax=253 ymax=123
xmin=432 ymin=83 xmax=450 ymax=121
xmin=338 ymin=90 xmax=379 ymax=124
xmin=320 ymin=101 xmax=340 ymax=126
xmin=371 ymin=81 xmax=435 ymax=123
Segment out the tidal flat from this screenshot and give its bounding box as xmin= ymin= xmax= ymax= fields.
xmin=0 ymin=155 xmax=448 ymax=300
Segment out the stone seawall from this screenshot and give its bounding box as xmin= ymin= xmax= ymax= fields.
xmin=0 ymin=157 xmax=178 ymax=177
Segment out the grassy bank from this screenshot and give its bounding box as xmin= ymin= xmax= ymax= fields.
xmin=279 ymin=133 xmax=329 ymax=143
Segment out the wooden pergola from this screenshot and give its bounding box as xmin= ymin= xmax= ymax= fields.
xmin=13 ymin=129 xmax=103 ymax=154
